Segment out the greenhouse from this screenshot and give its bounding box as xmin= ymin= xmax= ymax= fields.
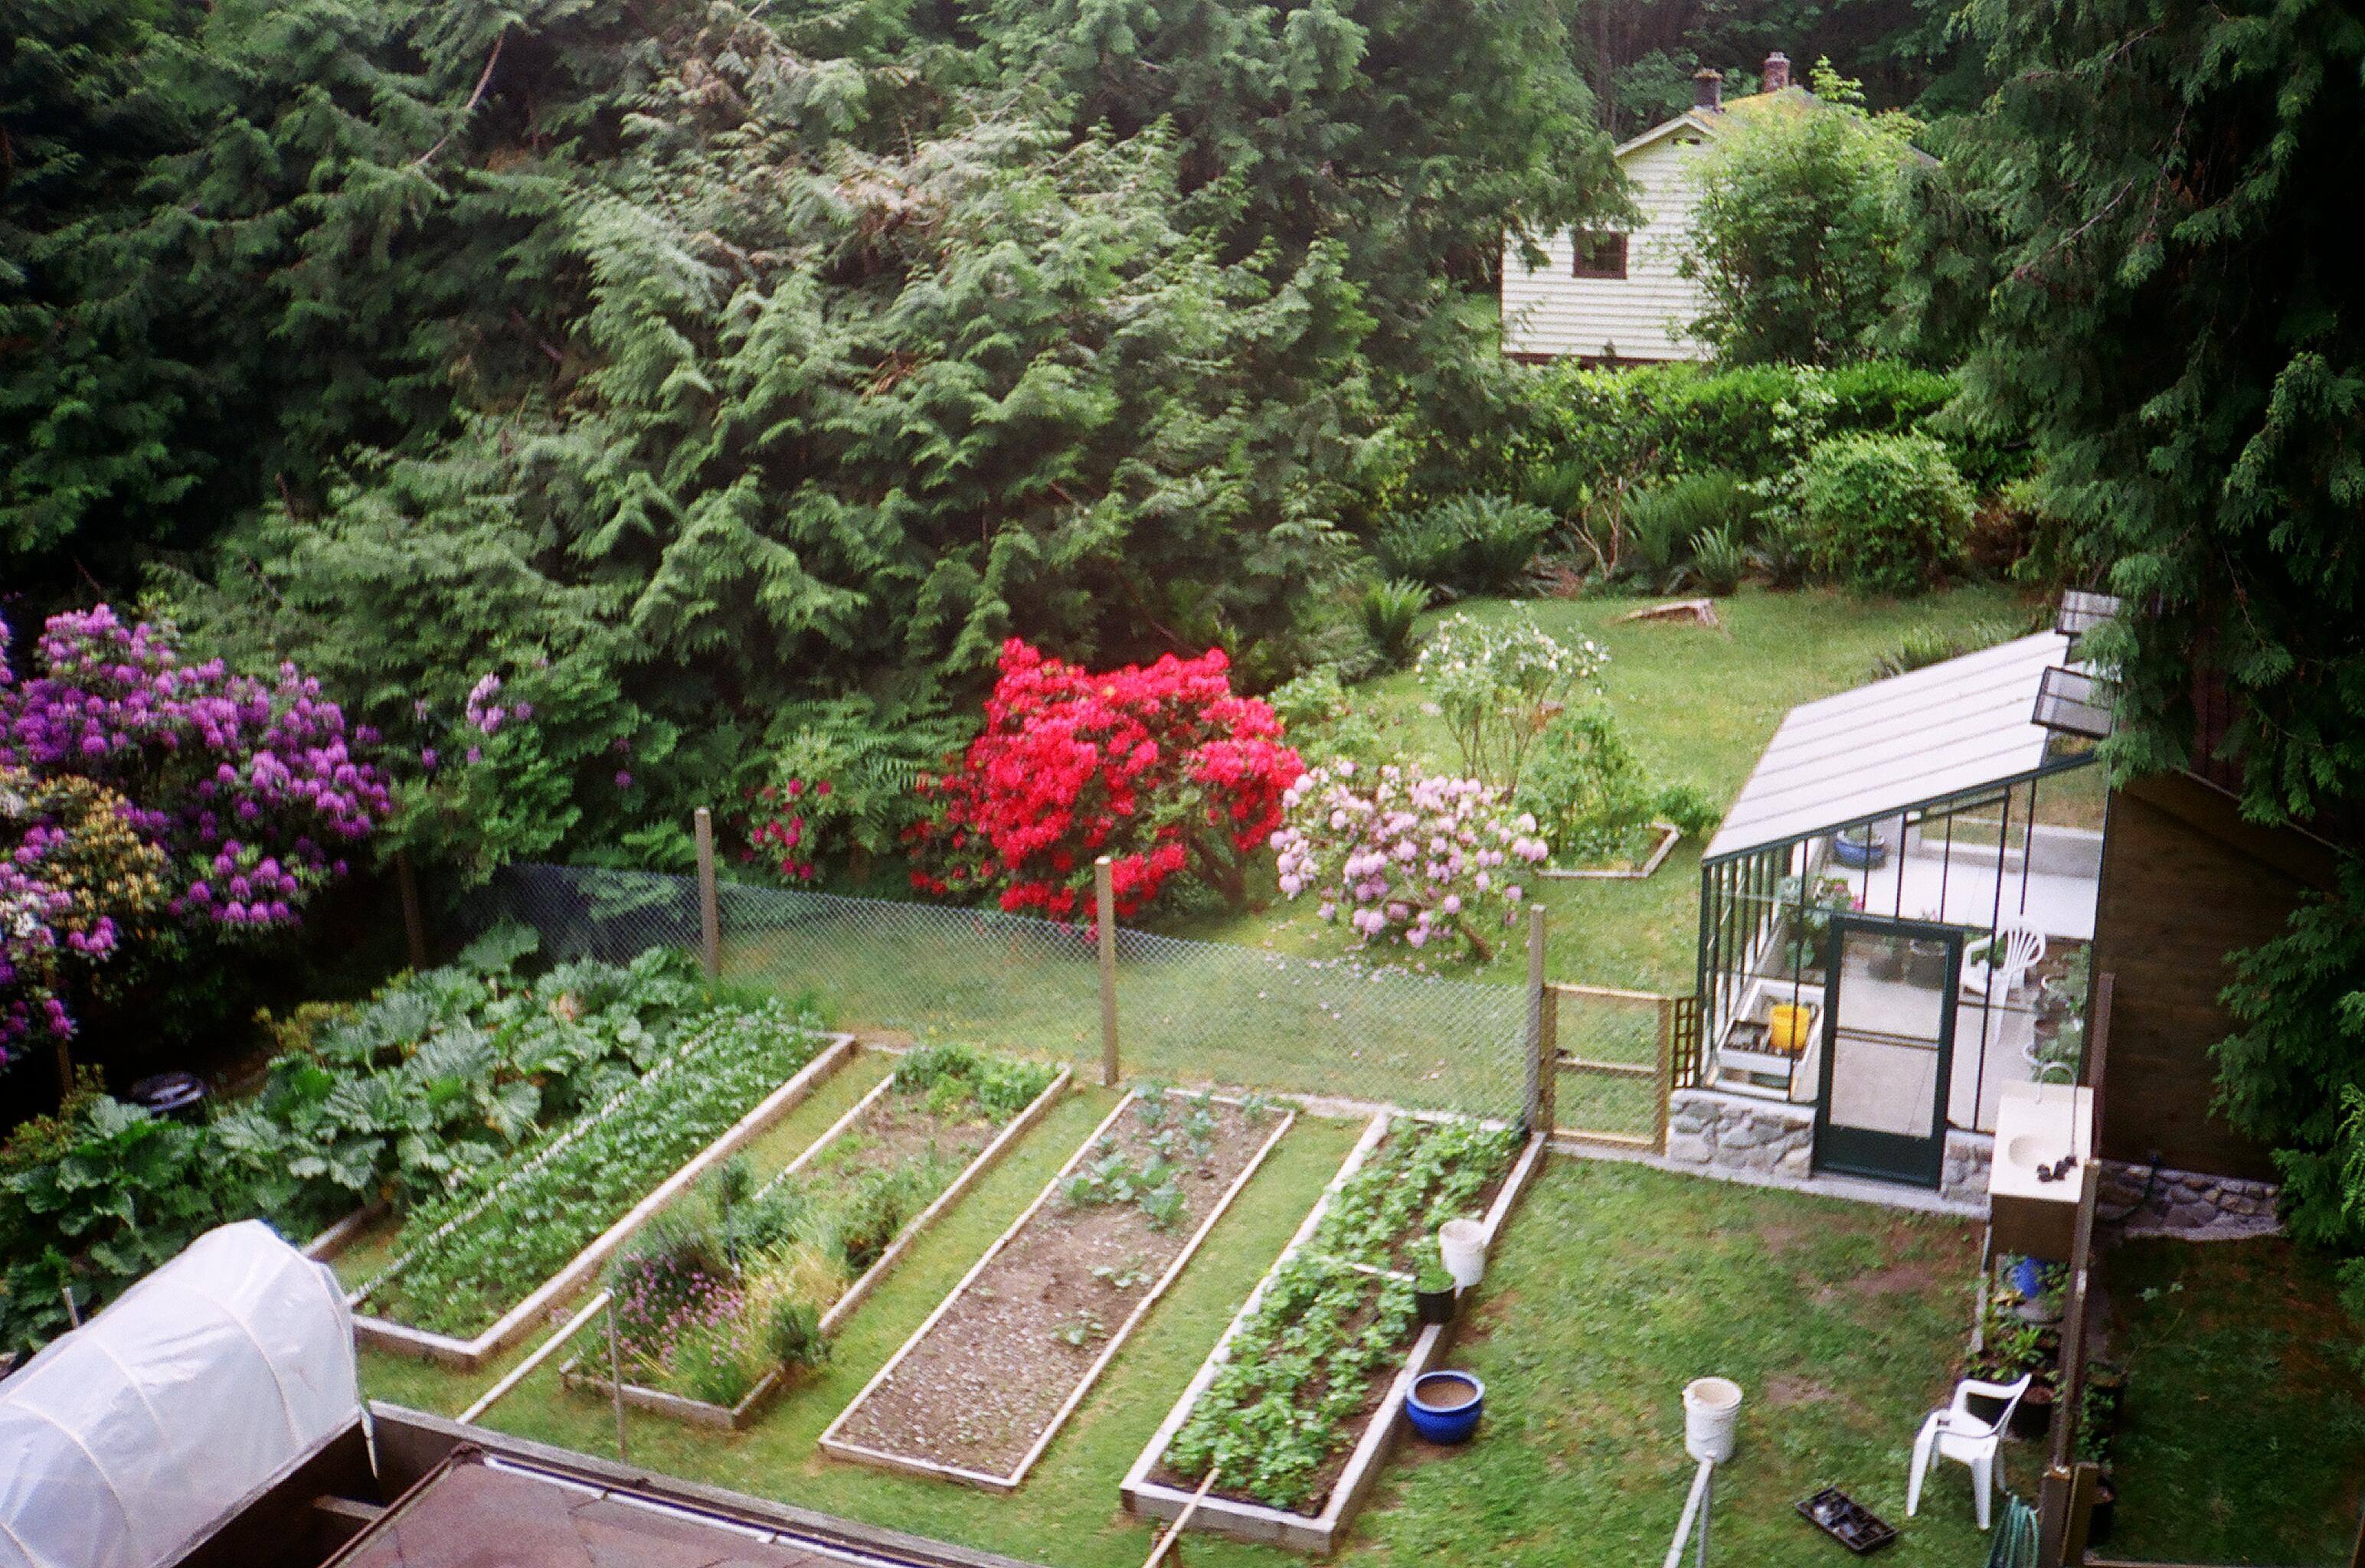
xmin=1694 ymin=624 xmax=2108 ymax=1189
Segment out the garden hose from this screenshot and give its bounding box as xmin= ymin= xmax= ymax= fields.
xmin=1983 ymin=1492 xmax=2040 ymax=1568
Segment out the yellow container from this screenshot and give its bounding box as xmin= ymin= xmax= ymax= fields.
xmin=1769 ymin=1003 xmax=1813 ymax=1055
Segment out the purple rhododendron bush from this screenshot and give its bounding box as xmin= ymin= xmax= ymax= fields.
xmin=0 ymin=607 xmax=391 ymax=1067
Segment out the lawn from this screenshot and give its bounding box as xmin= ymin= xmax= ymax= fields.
xmin=695 ymin=583 xmax=2049 ymax=1137
xmin=1169 ymin=580 xmax=2043 ymax=993
xmin=2104 ymin=1236 xmax=2365 ymax=1563
xmin=358 ymin=1093 xmax=2000 ymax=1568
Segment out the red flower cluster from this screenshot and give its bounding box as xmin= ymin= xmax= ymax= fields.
xmin=908 ymin=641 xmax=1301 ymax=923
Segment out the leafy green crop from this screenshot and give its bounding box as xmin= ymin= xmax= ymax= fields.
xmin=1164 ymin=1116 xmax=1518 ymax=1510
xmin=365 ymin=1000 xmax=826 ymax=1336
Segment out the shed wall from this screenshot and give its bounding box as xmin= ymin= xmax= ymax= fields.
xmin=1500 ymin=133 xmax=1709 ymax=363
xmin=2089 ymin=771 xmax=2331 ymax=1181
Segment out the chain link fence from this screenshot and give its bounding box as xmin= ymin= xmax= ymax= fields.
xmin=462 ymin=864 xmax=1540 ymax=1125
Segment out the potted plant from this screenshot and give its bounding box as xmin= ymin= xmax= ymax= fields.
xmin=1833 ymin=824 xmax=1888 ymax=870
xmin=1905 ymin=912 xmax=1952 ymax=988
xmin=2072 ymin=1377 xmax=2120 ymax=1544
xmin=1870 ymin=932 xmax=1907 ymax=981
xmin=1413 ymin=1242 xmax=1457 ymax=1327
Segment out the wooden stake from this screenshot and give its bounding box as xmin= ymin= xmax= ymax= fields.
xmin=395 ymin=850 xmax=428 ymax=971
xmin=1524 ymin=906 xmax=1552 ymax=1135
xmin=1653 ymin=994 xmax=1675 ymax=1155
xmin=1097 ymin=855 xmax=1119 ymax=1089
xmin=694 ymin=807 xmax=720 ymax=981
xmin=607 ymin=1294 xmax=628 ymax=1462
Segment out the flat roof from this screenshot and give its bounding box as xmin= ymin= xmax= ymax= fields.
xmin=326 ymin=1452 xmax=914 ymax=1568
xmin=1703 ymin=631 xmax=2084 ymax=862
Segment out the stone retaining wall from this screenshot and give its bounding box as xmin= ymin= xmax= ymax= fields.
xmin=1666 ymin=1089 xmax=1814 ymax=1181
xmin=2099 ymin=1161 xmax=2282 ymax=1240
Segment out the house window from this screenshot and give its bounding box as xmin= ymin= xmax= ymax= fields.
xmin=1572 ymin=230 xmax=1628 ymax=279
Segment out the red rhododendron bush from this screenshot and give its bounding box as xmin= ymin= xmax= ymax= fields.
xmin=909 ymin=642 xmax=1301 ymax=921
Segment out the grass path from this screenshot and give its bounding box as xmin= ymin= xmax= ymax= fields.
xmin=2105 ymin=1236 xmax=2365 ymax=1563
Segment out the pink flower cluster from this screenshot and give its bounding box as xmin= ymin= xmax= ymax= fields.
xmin=0 ymin=606 xmax=390 ymax=935
xmin=740 ymin=776 xmax=832 ymax=881
xmin=1268 ymin=761 xmax=1549 ymax=962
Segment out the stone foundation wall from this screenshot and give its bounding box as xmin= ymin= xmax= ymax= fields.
xmin=1665 ymin=1090 xmax=1814 ymax=1181
xmin=1661 ymin=1089 xmax=2284 ymax=1238
xmin=2099 ymin=1161 xmax=2281 ymax=1240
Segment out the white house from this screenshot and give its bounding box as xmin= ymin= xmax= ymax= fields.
xmin=1501 ymin=52 xmax=1799 ymax=365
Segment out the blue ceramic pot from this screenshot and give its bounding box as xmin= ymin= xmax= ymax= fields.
xmin=1405 ymin=1370 xmax=1485 ymax=1444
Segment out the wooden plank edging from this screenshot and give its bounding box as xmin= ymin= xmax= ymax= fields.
xmin=818 ymin=1089 xmax=1297 ymax=1491
xmin=1120 ymin=1122 xmax=1549 ymax=1553
xmin=1536 ymin=822 xmax=1681 ymax=880
xmin=346 ymin=1033 xmax=857 ymax=1370
xmin=554 ymin=1063 xmax=1075 ymax=1430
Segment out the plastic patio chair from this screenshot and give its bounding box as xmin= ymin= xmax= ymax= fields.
xmin=1961 ymin=926 xmax=2046 ymax=1004
xmin=1907 ymin=1372 xmax=2033 ymax=1530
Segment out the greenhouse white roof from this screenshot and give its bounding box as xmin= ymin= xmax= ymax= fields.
xmin=1704 ymin=631 xmax=2082 ymax=862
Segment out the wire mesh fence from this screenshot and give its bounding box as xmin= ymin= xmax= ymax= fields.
xmin=461 ymin=864 xmax=1543 ymax=1125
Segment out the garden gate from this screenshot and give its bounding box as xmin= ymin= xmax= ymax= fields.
xmin=1545 ymin=982 xmax=1682 ymax=1154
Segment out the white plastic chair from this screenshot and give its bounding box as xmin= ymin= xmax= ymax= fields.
xmin=1906 ymin=1372 xmax=2033 ymax=1530
xmin=1961 ymin=926 xmax=2045 ymax=1004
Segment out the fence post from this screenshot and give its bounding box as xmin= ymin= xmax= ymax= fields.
xmin=1096 ymin=856 xmax=1120 ymax=1089
xmin=1523 ymin=906 xmax=1552 ymax=1135
xmin=395 ymin=850 xmax=428 ymax=971
xmin=1653 ymin=995 xmax=1675 ymax=1155
xmin=694 ymin=807 xmax=720 ymax=982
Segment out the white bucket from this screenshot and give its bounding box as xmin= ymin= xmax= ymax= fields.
xmin=1682 ymin=1376 xmax=1743 ymax=1463
xmin=1437 ymin=1219 xmax=1487 ymax=1289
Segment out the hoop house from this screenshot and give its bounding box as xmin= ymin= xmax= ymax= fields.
xmin=0 ymin=1221 xmax=358 ymax=1568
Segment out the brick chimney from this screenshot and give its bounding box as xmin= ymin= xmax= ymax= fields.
xmin=1763 ymin=51 xmax=1792 ymax=91
xmin=1693 ymin=68 xmax=1724 ymax=112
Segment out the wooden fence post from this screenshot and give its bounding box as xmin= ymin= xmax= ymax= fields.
xmin=694 ymin=807 xmax=720 ymax=982
xmin=395 ymin=851 xmax=428 ymax=971
xmin=1524 ymin=906 xmax=1552 ymax=1135
xmin=1096 ymin=855 xmax=1119 ymax=1089
xmin=1653 ymin=995 xmax=1675 ymax=1155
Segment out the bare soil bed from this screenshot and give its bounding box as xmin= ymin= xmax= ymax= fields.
xmin=824 ymin=1090 xmax=1288 ymax=1484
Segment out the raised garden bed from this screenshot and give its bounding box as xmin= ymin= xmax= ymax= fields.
xmin=558 ymin=1045 xmax=1071 ymax=1429
xmin=309 ymin=1005 xmax=855 ymax=1370
xmin=1536 ymin=820 xmax=1683 ymax=881
xmin=819 ymin=1085 xmax=1295 ymax=1490
xmin=1120 ymin=1109 xmax=1542 ymax=1553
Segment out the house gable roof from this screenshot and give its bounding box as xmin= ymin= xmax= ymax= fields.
xmin=1611 ymin=86 xmax=1935 ymax=168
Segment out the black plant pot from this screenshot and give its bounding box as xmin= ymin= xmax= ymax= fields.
xmin=2010 ymin=1387 xmax=2055 ymax=1442
xmin=2085 ymin=1477 xmax=2116 ymax=1546
xmin=1415 ymin=1286 xmax=1457 ymax=1327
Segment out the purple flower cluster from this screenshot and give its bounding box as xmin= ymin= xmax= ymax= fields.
xmin=613 ymin=1256 xmax=749 ymax=1383
xmin=0 ymin=606 xmax=391 ymax=935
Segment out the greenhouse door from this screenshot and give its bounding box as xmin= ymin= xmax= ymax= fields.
xmin=1813 ymin=916 xmax=1959 ymax=1188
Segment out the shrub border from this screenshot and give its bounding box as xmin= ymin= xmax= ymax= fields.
xmin=305 ymin=1031 xmax=857 ymax=1371
xmin=817 ymin=1086 xmax=1297 ymax=1491
xmin=1119 ymin=1109 xmax=1546 ymax=1553
xmin=554 ymin=1057 xmax=1074 ymax=1429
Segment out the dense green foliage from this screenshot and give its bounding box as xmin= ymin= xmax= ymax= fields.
xmin=5 ymin=0 xmax=1623 ymax=878
xmin=1783 ymin=430 xmax=1973 ymax=596
xmin=0 ymin=1071 xmax=247 ymax=1351
xmin=1373 ymin=495 xmax=1557 ymax=598
xmin=1683 ymin=64 xmax=1926 ymax=366
xmin=1514 ymin=707 xmax=1716 ymax=867
xmin=1943 ymin=0 xmax=2365 ymax=826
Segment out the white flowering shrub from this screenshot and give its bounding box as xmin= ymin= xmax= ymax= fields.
xmin=1269 ymin=760 xmax=1549 ymax=963
xmin=1414 ymin=613 xmax=1607 ymax=793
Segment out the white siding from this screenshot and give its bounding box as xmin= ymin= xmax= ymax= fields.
xmin=1500 ymin=132 xmax=1711 ymax=363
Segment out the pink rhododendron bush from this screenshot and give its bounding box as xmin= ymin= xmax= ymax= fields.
xmin=1269 ymin=761 xmax=1549 ymax=963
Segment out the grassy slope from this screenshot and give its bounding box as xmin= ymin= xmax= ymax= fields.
xmin=2106 ymin=1236 xmax=2365 ymax=1563
xmin=1170 ymin=582 xmax=2042 ymax=992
